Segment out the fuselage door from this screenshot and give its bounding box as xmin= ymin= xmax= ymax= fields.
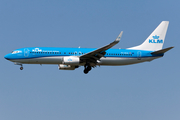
xmin=137 ymin=51 xmax=141 ymax=60
xmin=24 ymin=48 xmax=29 ymax=57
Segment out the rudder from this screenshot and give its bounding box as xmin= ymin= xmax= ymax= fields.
xmin=128 ymin=21 xmax=169 ymax=51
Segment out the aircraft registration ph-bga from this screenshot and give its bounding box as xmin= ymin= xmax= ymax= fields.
xmin=4 ymin=21 xmax=173 ymax=74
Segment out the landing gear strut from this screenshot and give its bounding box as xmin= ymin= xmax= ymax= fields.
xmin=14 ymin=63 xmax=24 ymax=70
xmin=84 ymin=64 xmax=92 ymax=74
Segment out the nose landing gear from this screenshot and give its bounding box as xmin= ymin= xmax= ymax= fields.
xmin=14 ymin=63 xmax=24 ymax=70
xmin=20 ymin=66 xmax=23 ymax=70
xmin=19 ymin=64 xmax=23 ymax=70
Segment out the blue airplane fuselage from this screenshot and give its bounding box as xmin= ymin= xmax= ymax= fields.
xmin=4 ymin=47 xmax=163 ymax=65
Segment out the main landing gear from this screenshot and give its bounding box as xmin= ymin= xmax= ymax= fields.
xmin=84 ymin=64 xmax=92 ymax=74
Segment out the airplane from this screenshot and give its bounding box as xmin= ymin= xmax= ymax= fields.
xmin=4 ymin=21 xmax=173 ymax=74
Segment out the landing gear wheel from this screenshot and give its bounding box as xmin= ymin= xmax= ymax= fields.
xmin=20 ymin=67 xmax=23 ymax=70
xmin=87 ymin=66 xmax=92 ymax=71
xmin=84 ymin=69 xmax=89 ymax=74
xmin=83 ymin=63 xmax=92 ymax=74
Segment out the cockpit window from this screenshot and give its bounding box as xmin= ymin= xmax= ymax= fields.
xmin=12 ymin=50 xmax=22 ymax=54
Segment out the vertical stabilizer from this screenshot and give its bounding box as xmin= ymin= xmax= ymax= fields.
xmin=128 ymin=21 xmax=169 ymax=51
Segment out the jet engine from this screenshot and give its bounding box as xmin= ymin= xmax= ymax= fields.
xmin=58 ymin=64 xmax=76 ymax=70
xmin=63 ymin=56 xmax=80 ymax=65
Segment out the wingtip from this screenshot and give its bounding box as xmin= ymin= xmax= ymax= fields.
xmin=119 ymin=31 xmax=123 ymax=37
xmin=168 ymin=46 xmax=174 ymax=49
xmin=115 ymin=31 xmax=123 ymax=42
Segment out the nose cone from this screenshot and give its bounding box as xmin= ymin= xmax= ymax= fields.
xmin=4 ymin=54 xmax=11 ymax=60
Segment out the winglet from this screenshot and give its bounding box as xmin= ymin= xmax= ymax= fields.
xmin=115 ymin=31 xmax=123 ymax=43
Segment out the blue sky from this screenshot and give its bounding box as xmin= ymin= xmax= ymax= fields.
xmin=0 ymin=0 xmax=180 ymax=120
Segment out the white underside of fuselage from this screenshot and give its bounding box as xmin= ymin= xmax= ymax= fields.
xmin=9 ymin=56 xmax=161 ymax=66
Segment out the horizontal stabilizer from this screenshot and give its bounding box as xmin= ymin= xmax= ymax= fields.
xmin=151 ymin=47 xmax=174 ymax=54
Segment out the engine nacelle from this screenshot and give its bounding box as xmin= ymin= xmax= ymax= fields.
xmin=58 ymin=64 xmax=76 ymax=70
xmin=63 ymin=56 xmax=80 ymax=65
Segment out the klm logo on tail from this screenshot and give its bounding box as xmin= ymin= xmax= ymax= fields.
xmin=149 ymin=35 xmax=163 ymax=43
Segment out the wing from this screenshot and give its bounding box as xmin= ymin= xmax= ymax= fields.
xmin=80 ymin=31 xmax=123 ymax=64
